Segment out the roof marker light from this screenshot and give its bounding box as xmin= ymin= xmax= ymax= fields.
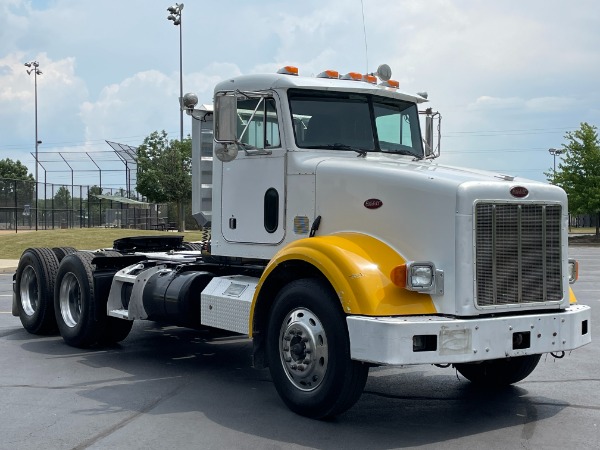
xmin=317 ymin=70 xmax=339 ymax=79
xmin=341 ymin=72 xmax=363 ymax=81
xmin=277 ymin=66 xmax=299 ymax=76
xmin=363 ymin=74 xmax=377 ymax=84
xmin=379 ymin=79 xmax=400 ymax=89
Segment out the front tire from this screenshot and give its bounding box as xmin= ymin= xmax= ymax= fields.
xmin=454 ymin=354 xmax=542 ymax=386
xmin=266 ymin=278 xmax=369 ymax=419
xmin=15 ymin=248 xmax=60 ymax=334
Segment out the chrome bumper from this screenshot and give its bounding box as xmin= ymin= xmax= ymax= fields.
xmin=347 ymin=305 xmax=591 ymax=365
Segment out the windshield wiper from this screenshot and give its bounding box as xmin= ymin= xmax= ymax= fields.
xmin=381 ymin=148 xmax=423 ymax=159
xmin=312 ymin=143 xmax=370 ymax=157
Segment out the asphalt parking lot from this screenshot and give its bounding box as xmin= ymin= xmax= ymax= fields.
xmin=0 ymin=246 xmax=598 ymax=449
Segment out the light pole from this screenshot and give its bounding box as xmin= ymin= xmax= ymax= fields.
xmin=549 ymin=148 xmax=564 ymax=177
xmin=167 ymin=3 xmax=185 ymax=231
xmin=24 ymin=60 xmax=42 ymax=231
xmin=167 ymin=3 xmax=184 ymax=143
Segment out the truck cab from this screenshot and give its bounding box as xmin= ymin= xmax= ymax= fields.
xmin=14 ymin=65 xmax=591 ymax=420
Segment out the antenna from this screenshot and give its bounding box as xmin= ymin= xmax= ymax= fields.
xmin=360 ymin=0 xmax=369 ymax=73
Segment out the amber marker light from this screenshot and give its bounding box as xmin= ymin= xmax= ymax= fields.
xmin=277 ymin=66 xmax=299 ymax=76
xmin=380 ymin=79 xmax=400 ymax=89
xmin=363 ymin=74 xmax=377 ymax=84
xmin=341 ymin=72 xmax=363 ymax=81
xmin=390 ymin=264 xmax=407 ymax=288
xmin=317 ymin=70 xmax=339 ymax=79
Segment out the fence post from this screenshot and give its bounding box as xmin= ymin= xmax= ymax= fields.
xmin=14 ymin=179 xmax=17 ymax=234
xmin=87 ymin=186 xmax=90 ymax=228
xmin=51 ymin=183 xmax=55 ymax=229
xmin=79 ymin=185 xmax=83 ymax=228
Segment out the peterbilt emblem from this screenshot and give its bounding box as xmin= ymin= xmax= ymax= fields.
xmin=364 ymin=199 xmax=383 ymax=209
xmin=510 ymin=186 xmax=529 ymax=198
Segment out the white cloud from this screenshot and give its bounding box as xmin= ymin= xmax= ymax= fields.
xmin=0 ymin=52 xmax=88 ymax=159
xmin=1 ymin=0 xmax=600 ymax=186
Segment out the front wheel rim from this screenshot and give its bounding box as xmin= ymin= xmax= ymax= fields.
xmin=59 ymin=273 xmax=82 ymax=328
xmin=20 ymin=266 xmax=38 ymax=316
xmin=279 ymin=307 xmax=328 ymax=391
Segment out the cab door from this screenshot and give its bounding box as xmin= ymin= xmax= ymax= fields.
xmin=220 ymin=95 xmax=285 ymax=244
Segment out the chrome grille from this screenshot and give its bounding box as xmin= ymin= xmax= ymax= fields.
xmin=475 ymin=203 xmax=562 ymax=306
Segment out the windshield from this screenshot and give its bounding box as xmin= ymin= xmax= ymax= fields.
xmin=289 ymin=89 xmax=424 ymax=158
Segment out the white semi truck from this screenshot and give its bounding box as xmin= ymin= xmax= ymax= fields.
xmin=14 ymin=65 xmax=591 ymax=418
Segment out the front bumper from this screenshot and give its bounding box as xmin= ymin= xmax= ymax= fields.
xmin=347 ymin=305 xmax=591 ymax=365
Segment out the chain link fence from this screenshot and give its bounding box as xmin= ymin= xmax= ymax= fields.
xmin=0 ymin=178 xmax=177 ymax=232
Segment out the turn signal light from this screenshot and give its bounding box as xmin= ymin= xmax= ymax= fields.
xmin=390 ymin=264 xmax=407 ymax=287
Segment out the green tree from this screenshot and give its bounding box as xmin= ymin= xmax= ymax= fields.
xmin=0 ymin=158 xmax=34 ymax=181
xmin=54 ymin=186 xmax=72 ymax=209
xmin=136 ymin=130 xmax=192 ymax=231
xmin=87 ymin=185 xmax=103 ymax=227
xmin=548 ymin=122 xmax=600 ymax=237
xmin=0 ymin=159 xmax=35 ymax=224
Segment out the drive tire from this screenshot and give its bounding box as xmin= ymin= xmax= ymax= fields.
xmin=54 ymin=252 xmax=103 ymax=347
xmin=15 ymin=248 xmax=60 ymax=334
xmin=266 ymin=278 xmax=369 ymax=419
xmin=455 ymin=354 xmax=542 ymax=386
xmin=52 ymin=247 xmax=77 ymax=262
xmin=182 ymin=242 xmax=203 ymax=251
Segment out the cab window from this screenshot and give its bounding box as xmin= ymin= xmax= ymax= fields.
xmin=237 ymin=98 xmax=281 ymax=149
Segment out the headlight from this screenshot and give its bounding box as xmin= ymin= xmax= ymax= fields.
xmin=390 ymin=262 xmax=444 ymax=295
xmin=406 ymin=262 xmax=444 ymax=294
xmin=409 ymin=264 xmax=434 ymax=289
xmin=568 ymin=259 xmax=578 ymax=284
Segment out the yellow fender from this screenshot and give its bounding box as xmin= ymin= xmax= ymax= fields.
xmin=249 ymin=232 xmax=436 ymax=335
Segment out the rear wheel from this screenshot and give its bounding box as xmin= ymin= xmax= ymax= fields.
xmin=54 ymin=252 xmax=132 ymax=347
xmin=182 ymin=242 xmax=203 ymax=251
xmin=454 ymin=354 xmax=542 ymax=386
xmin=94 ymin=250 xmax=122 ymax=257
xmin=15 ymin=248 xmax=59 ymax=334
xmin=266 ymin=278 xmax=369 ymax=419
xmin=52 ymin=247 xmax=77 ymax=262
xmin=55 ymin=252 xmax=101 ymax=347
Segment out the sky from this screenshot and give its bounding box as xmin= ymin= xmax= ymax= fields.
xmin=1 ymin=0 xmax=599 ymax=191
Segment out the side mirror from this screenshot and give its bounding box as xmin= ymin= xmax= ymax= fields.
xmin=424 ymin=115 xmax=434 ymax=157
xmin=214 ymin=93 xmax=237 ymax=143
